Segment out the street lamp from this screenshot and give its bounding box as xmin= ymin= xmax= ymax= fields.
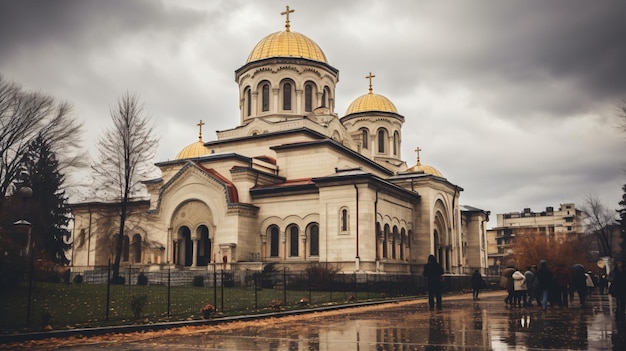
xmin=13 ymin=186 xmax=33 ymax=328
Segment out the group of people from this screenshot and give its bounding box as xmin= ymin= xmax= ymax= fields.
xmin=500 ymin=260 xmax=626 ymax=317
xmin=423 ymin=254 xmax=626 ymax=317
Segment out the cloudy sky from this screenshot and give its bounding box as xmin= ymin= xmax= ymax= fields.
xmin=1 ymin=0 xmax=625 ymax=228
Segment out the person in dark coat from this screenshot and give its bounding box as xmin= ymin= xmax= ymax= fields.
xmin=610 ymin=261 xmax=626 ymax=318
xmin=536 ymin=260 xmax=553 ymax=310
xmin=552 ymin=263 xmax=572 ymax=307
xmin=471 ymin=269 xmax=483 ymax=300
xmin=423 ymin=254 xmax=444 ymax=310
xmin=572 ymin=266 xmax=588 ymax=307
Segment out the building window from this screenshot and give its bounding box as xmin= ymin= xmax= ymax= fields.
xmin=269 ymin=226 xmax=279 ymax=257
xmin=321 ymin=88 xmax=328 ymax=107
xmin=289 ymin=226 xmax=299 ymax=257
xmin=246 ymin=88 xmax=251 ymax=117
xmin=261 ymin=83 xmax=270 ymax=112
xmin=120 ymin=235 xmax=130 ymax=262
xmin=305 ymin=84 xmax=313 ymax=112
xmin=308 ymin=223 xmax=319 ymax=256
xmin=393 ymin=131 xmax=399 ymax=156
xmin=377 ymin=129 xmax=387 ymax=153
xmin=361 ymin=129 xmax=368 ymax=149
xmin=383 ymin=224 xmax=390 ymax=258
xmin=132 ymin=234 xmax=142 ymax=263
xmin=340 ymin=207 xmax=349 ymax=233
xmin=391 ymin=226 xmax=398 ymax=259
xmin=283 ymin=82 xmax=292 ymax=110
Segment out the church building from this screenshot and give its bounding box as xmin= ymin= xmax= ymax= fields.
xmin=70 ymin=7 xmax=490 ymax=276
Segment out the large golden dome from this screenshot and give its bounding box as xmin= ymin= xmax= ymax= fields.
xmin=246 ymin=6 xmax=327 ymax=64
xmin=247 ymin=30 xmax=327 ymax=64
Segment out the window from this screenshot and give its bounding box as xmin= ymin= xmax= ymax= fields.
xmin=393 ymin=131 xmax=399 ymax=156
xmin=122 ymin=235 xmax=130 ymax=262
xmin=391 ymin=226 xmax=398 ymax=259
xmin=246 ymin=88 xmax=251 ymax=117
xmin=261 ymin=83 xmax=270 ymax=112
xmin=289 ymin=226 xmax=299 ymax=257
xmin=309 ymin=223 xmax=319 ymax=256
xmin=361 ymin=129 xmax=368 ymax=149
xmin=305 ymin=84 xmax=313 ymax=112
xmin=340 ymin=208 xmax=349 ymax=232
xmin=382 ymin=224 xmax=390 ymax=258
xmin=269 ymin=226 xmax=279 ymax=257
xmin=132 ymin=234 xmax=142 ymax=263
xmin=283 ymin=82 xmax=292 ymax=110
xmin=377 ymin=129 xmax=387 ymax=153
xmin=321 ymin=88 xmax=327 ymax=107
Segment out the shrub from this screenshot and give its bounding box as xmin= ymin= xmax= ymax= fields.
xmin=193 ymin=275 xmax=204 ymax=287
xmin=130 ymin=295 xmax=148 ymax=319
xmin=72 ymin=274 xmax=84 ymax=284
xmin=305 ymin=262 xmax=342 ymax=290
xmin=200 ymin=304 xmax=215 ymax=318
xmin=137 ymin=272 xmax=148 ymax=286
xmin=110 ymin=275 xmax=125 ymax=285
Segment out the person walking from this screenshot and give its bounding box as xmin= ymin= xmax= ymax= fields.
xmin=572 ymin=265 xmax=588 ymax=307
xmin=553 ymin=263 xmax=572 ymax=308
xmin=471 ymin=269 xmax=483 ymax=300
xmin=536 ymin=260 xmax=553 ymax=310
xmin=524 ymin=266 xmax=536 ymax=307
xmin=610 ymin=261 xmax=626 ymax=318
xmin=424 ymin=254 xmax=444 ymax=310
xmin=512 ymin=268 xmax=527 ymax=307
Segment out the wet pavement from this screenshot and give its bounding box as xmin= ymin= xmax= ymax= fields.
xmin=9 ymin=290 xmax=626 ymax=350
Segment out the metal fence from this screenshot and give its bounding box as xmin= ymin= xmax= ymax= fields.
xmin=0 ymin=264 xmax=482 ymax=333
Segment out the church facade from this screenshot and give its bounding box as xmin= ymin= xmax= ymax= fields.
xmin=70 ymin=7 xmax=490 ymax=276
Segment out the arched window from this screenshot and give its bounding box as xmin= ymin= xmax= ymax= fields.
xmin=261 ymin=83 xmax=270 ymax=112
xmin=361 ymin=129 xmax=368 ymax=149
xmin=269 ymin=226 xmax=279 ymax=257
xmin=393 ymin=131 xmax=399 ymax=156
xmin=282 ymin=82 xmax=292 ymax=110
xmin=340 ymin=207 xmax=349 ymax=232
xmin=289 ymin=225 xmax=299 ymax=257
xmin=246 ymin=87 xmax=251 ymax=117
xmin=377 ymin=129 xmax=387 ymax=153
xmin=308 ymin=223 xmax=319 ymax=256
xmin=132 ymin=234 xmax=142 ymax=263
xmin=392 ymin=226 xmax=398 ymax=259
xmin=122 ymin=235 xmax=130 ymax=262
xmin=383 ymin=224 xmax=390 ymax=259
xmin=321 ymin=88 xmax=327 ymax=107
xmin=305 ymin=84 xmax=313 ymax=112
xmin=400 ymin=228 xmax=406 ymax=261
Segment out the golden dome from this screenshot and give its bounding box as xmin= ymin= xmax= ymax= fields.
xmin=345 ymin=92 xmax=398 ymax=115
xmin=406 ymin=147 xmax=444 ymax=177
xmin=345 ymin=72 xmax=397 ymax=115
xmin=247 ymin=6 xmax=327 ymax=64
xmin=247 ymin=30 xmax=327 ymax=64
xmin=176 ymin=120 xmax=210 ymax=160
xmin=176 ymin=140 xmax=209 ymax=160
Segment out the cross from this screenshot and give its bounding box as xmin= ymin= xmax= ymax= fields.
xmin=281 ymin=6 xmax=295 ymax=32
xmin=366 ymin=72 xmax=375 ymax=93
xmin=415 ymin=146 xmax=422 ymax=163
xmin=197 ymin=120 xmax=205 ymax=141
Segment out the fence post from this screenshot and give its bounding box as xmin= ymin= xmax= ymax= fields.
xmin=220 ymin=269 xmax=224 ymax=313
xmin=213 ymin=266 xmax=217 ymax=308
xmin=106 ymin=259 xmax=111 ymax=321
xmin=167 ymin=268 xmax=171 ymax=317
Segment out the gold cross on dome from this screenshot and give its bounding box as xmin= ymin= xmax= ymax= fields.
xmin=281 ymin=6 xmax=295 ymax=32
xmin=197 ymin=120 xmax=205 ymax=141
xmin=366 ymin=72 xmax=376 ymax=93
xmin=415 ymin=146 xmax=422 ymax=164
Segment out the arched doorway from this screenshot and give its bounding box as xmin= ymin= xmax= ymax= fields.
xmin=197 ymin=225 xmax=211 ymax=266
xmin=178 ymin=226 xmax=193 ymax=267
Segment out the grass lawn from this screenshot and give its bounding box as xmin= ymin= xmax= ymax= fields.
xmin=0 ymin=282 xmax=383 ymax=333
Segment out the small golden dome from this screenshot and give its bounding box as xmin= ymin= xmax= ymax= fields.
xmin=345 ymin=92 xmax=398 ymax=115
xmin=176 ymin=120 xmax=210 ymax=160
xmin=247 ymin=30 xmax=327 ymax=64
xmin=406 ymin=147 xmax=444 ymax=177
xmin=176 ymin=140 xmax=209 ymax=160
xmin=345 ymin=72 xmax=397 ymax=115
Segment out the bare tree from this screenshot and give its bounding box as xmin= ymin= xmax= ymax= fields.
xmin=93 ymin=92 xmax=158 ymax=281
xmin=582 ymin=192 xmax=618 ymax=257
xmin=0 ymin=75 xmax=85 ymax=211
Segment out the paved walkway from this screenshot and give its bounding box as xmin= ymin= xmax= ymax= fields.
xmin=2 ymin=290 xmax=626 ymax=350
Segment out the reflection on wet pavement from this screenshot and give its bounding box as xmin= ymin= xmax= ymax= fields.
xmin=55 ymin=292 xmax=626 ymax=350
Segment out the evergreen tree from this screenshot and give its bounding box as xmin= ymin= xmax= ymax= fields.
xmin=19 ymin=135 xmax=72 ymax=265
